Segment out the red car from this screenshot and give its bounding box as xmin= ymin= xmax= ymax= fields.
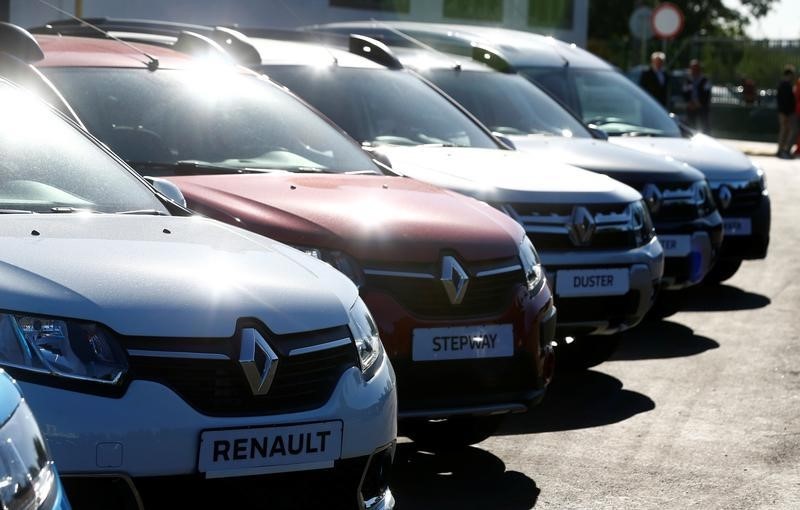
xmin=22 ymin=32 xmax=556 ymax=450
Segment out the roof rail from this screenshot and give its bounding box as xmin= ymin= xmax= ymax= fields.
xmin=348 ymin=35 xmax=402 ymax=70
xmin=470 ymin=43 xmax=515 ymax=73
xmin=30 ymin=18 xmax=261 ymax=66
xmin=0 ymin=22 xmax=44 ymax=63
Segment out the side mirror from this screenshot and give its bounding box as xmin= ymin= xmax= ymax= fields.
xmin=492 ymin=132 xmax=517 ymax=150
xmin=145 ymin=176 xmax=187 ymax=208
xmin=587 ymin=127 xmax=609 ymax=141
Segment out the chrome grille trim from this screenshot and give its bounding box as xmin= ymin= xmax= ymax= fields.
xmin=127 ymin=349 xmax=230 ymax=360
xmin=475 ymin=264 xmax=523 ymax=277
xmin=363 ymin=269 xmax=436 ymax=279
xmin=288 ymin=338 xmax=352 ymax=357
xmin=502 ymin=203 xmax=638 ymax=235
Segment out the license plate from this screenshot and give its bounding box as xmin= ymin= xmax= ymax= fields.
xmin=412 ymin=324 xmax=514 ymax=361
xmin=556 ymin=268 xmax=630 ymax=297
xmin=659 ymin=235 xmax=692 ymax=257
xmin=723 ymin=217 xmax=752 ymax=236
xmin=198 ymin=421 xmax=342 ymax=478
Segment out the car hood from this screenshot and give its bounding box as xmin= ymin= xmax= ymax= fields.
xmin=509 ymin=136 xmax=705 ymax=186
xmin=376 ymin=146 xmax=642 ymax=204
xmin=0 ymin=215 xmax=357 ymax=337
xmin=0 ymin=371 xmax=21 ymax=426
xmin=609 ymin=135 xmax=758 ymax=182
xmin=168 ymin=173 xmax=524 ymax=263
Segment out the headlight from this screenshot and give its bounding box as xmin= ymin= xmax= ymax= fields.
xmin=630 ymin=200 xmax=655 ymax=246
xmin=347 ymin=298 xmax=384 ymax=377
xmin=0 ymin=399 xmax=57 ymax=509
xmin=518 ymin=236 xmax=544 ymax=292
xmin=296 ymin=247 xmax=365 ymax=288
xmin=691 ymin=180 xmax=716 ymax=215
xmin=756 ymin=167 xmax=768 ymax=193
xmin=0 ymin=314 xmax=128 ymax=384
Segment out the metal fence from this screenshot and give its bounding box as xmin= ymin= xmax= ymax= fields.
xmin=597 ymin=37 xmax=800 ymax=141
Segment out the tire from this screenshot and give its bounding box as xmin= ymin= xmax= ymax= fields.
xmin=705 ymin=259 xmax=743 ymax=284
xmin=402 ymin=414 xmax=505 ymax=452
xmin=556 ymin=334 xmax=621 ymax=371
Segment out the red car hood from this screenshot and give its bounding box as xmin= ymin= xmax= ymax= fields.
xmin=168 ymin=173 xmax=524 ymax=263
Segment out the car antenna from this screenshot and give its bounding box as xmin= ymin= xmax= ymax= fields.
xmin=275 ymin=0 xmax=338 ymax=66
xmin=367 ymin=19 xmax=462 ymax=71
xmin=37 ymin=0 xmax=160 ymax=71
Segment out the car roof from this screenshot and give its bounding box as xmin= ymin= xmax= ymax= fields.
xmin=316 ymin=21 xmax=614 ymax=70
xmin=248 ymin=37 xmax=385 ymax=69
xmin=33 ymin=34 xmax=196 ymax=69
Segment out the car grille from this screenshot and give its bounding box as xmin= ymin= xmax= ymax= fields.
xmin=712 ymin=179 xmax=764 ymax=214
xmin=392 ymin=353 xmax=540 ymax=412
xmin=500 ymin=202 xmax=649 ymax=250
xmin=554 ymin=290 xmax=641 ymax=324
xmin=362 ymin=257 xmax=525 ymax=319
xmin=125 ymin=326 xmax=358 ymax=417
xmin=642 ymin=182 xmax=708 ymax=222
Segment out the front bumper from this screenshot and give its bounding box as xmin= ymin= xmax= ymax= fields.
xmin=655 ymin=211 xmax=724 ymax=289
xmin=363 ymin=279 xmax=555 ymax=420
xmin=718 ymin=193 xmax=771 ymax=260
xmin=20 ymin=354 xmax=396 ymax=479
xmin=542 ymin=236 xmax=664 ymax=336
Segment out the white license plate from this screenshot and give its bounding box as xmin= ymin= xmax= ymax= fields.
xmin=198 ymin=421 xmax=342 ymax=478
xmin=556 ymin=268 xmax=630 ymax=297
xmin=412 ymin=324 xmax=514 ymax=361
xmin=723 ymin=217 xmax=752 ymax=236
xmin=659 ymin=235 xmax=692 ymax=257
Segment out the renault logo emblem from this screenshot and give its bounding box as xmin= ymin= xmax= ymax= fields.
xmin=717 ymin=185 xmax=733 ymax=210
xmin=441 ymin=256 xmax=469 ymax=305
xmin=568 ymin=206 xmax=596 ymax=246
xmin=239 ymin=328 xmax=279 ymax=396
xmin=642 ymin=184 xmax=663 ymax=214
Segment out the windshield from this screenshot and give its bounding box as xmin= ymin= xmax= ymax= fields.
xmin=261 ymin=65 xmax=499 ymax=149
xmin=423 ymin=69 xmax=591 ymax=138
xmin=43 ymin=67 xmax=379 ymax=175
xmin=0 ymin=82 xmax=167 ymax=214
xmin=519 ymin=67 xmax=682 ymax=137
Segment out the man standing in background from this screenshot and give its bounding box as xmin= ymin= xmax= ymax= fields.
xmin=776 ymin=64 xmax=796 ymax=159
xmin=640 ymin=51 xmax=670 ymax=107
xmin=682 ymin=59 xmax=712 ymax=133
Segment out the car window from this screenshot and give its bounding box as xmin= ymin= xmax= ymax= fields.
xmin=0 ymin=81 xmax=167 ymax=214
xmin=261 ymin=65 xmax=499 ymax=149
xmin=43 ymin=67 xmax=379 ymax=174
xmin=423 ymin=69 xmax=591 ymax=138
xmin=520 ymin=66 xmax=681 ymax=137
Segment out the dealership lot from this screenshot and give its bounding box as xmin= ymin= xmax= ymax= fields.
xmin=389 ymin=154 xmax=799 ymax=509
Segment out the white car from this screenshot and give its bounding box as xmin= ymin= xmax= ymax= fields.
xmin=0 ymin=77 xmax=396 ymax=509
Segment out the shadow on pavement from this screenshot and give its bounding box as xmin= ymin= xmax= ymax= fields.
xmin=498 ymin=370 xmax=654 ymax=435
xmin=681 ymin=284 xmax=771 ymax=312
xmin=392 ymin=443 xmax=540 ymax=509
xmin=613 ymin=320 xmax=719 ymax=360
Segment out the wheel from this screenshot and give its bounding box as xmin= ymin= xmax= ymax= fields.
xmin=401 ymin=414 xmax=505 ymax=452
xmin=705 ymin=259 xmax=742 ymax=284
xmin=556 ymin=334 xmax=622 ymax=371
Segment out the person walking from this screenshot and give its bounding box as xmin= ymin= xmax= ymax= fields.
xmin=793 ymin=74 xmax=800 ymax=156
xmin=682 ymin=59 xmax=712 ymax=133
xmin=640 ymin=51 xmax=670 ymax=107
xmin=776 ymin=64 xmax=796 ymax=159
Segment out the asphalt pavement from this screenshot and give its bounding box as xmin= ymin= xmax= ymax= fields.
xmin=390 ymin=152 xmax=800 ymax=509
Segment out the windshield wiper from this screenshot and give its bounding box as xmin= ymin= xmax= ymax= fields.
xmin=49 ymin=207 xmax=100 ymax=214
xmin=128 ymin=160 xmax=266 ymax=176
xmin=117 ymin=209 xmax=169 ymax=216
xmin=0 ymin=209 xmax=34 ymax=214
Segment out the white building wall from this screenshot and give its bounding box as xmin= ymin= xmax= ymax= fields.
xmin=12 ymin=0 xmax=588 ymax=47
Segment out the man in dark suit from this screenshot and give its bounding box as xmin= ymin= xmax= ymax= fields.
xmin=682 ymin=59 xmax=712 ymax=133
xmin=639 ymin=51 xmax=669 ymax=107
